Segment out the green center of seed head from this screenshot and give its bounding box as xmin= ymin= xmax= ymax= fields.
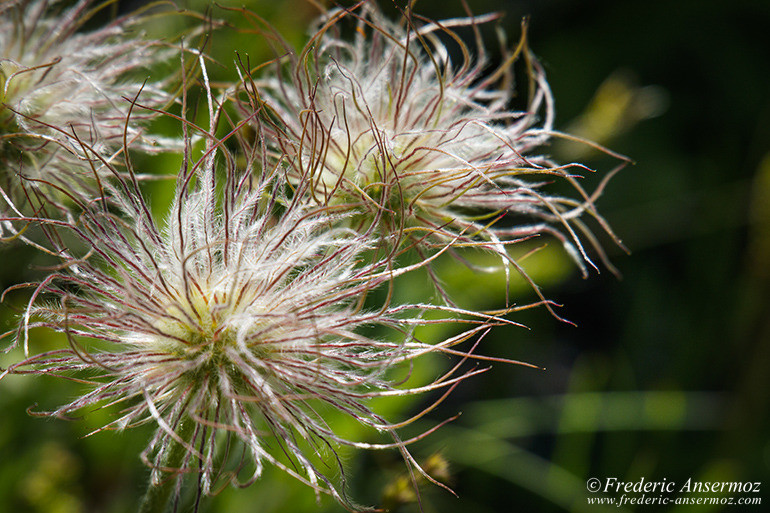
xmin=160 ymin=293 xmax=278 ymax=384
xmin=0 ymin=63 xmax=30 ymax=137
xmin=322 ymin=132 xmax=419 ymax=225
xmin=173 ymin=324 xmax=245 ymax=387
xmin=0 ymin=68 xmax=12 ymax=130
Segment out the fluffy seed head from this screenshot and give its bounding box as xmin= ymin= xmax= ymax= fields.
xmin=0 ymin=0 xmax=176 ymax=199
xmin=2 ymin=100 xmax=505 ymax=507
xmin=247 ymin=3 xmax=626 ymax=281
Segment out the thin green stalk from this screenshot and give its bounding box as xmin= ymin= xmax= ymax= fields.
xmin=139 ymin=419 xmax=195 ymax=513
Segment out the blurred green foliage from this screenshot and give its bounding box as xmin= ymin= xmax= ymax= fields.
xmin=2 ymin=0 xmax=769 ymax=512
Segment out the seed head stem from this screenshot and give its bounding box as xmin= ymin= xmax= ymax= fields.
xmin=139 ymin=419 xmax=194 ymax=513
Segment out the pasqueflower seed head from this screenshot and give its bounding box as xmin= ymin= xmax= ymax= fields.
xmin=1 ymin=109 xmax=506 ymax=508
xmin=0 ymin=0 xmax=176 ymax=197
xmin=246 ymin=2 xmax=626 ymax=281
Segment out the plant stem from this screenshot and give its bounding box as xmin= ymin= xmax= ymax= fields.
xmin=138 ymin=420 xmax=194 ymax=513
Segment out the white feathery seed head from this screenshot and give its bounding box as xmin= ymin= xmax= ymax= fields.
xmin=1 ymin=89 xmax=512 ymax=508
xmin=0 ymin=0 xmax=178 ymax=200
xmin=245 ymin=2 xmax=627 ymax=286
